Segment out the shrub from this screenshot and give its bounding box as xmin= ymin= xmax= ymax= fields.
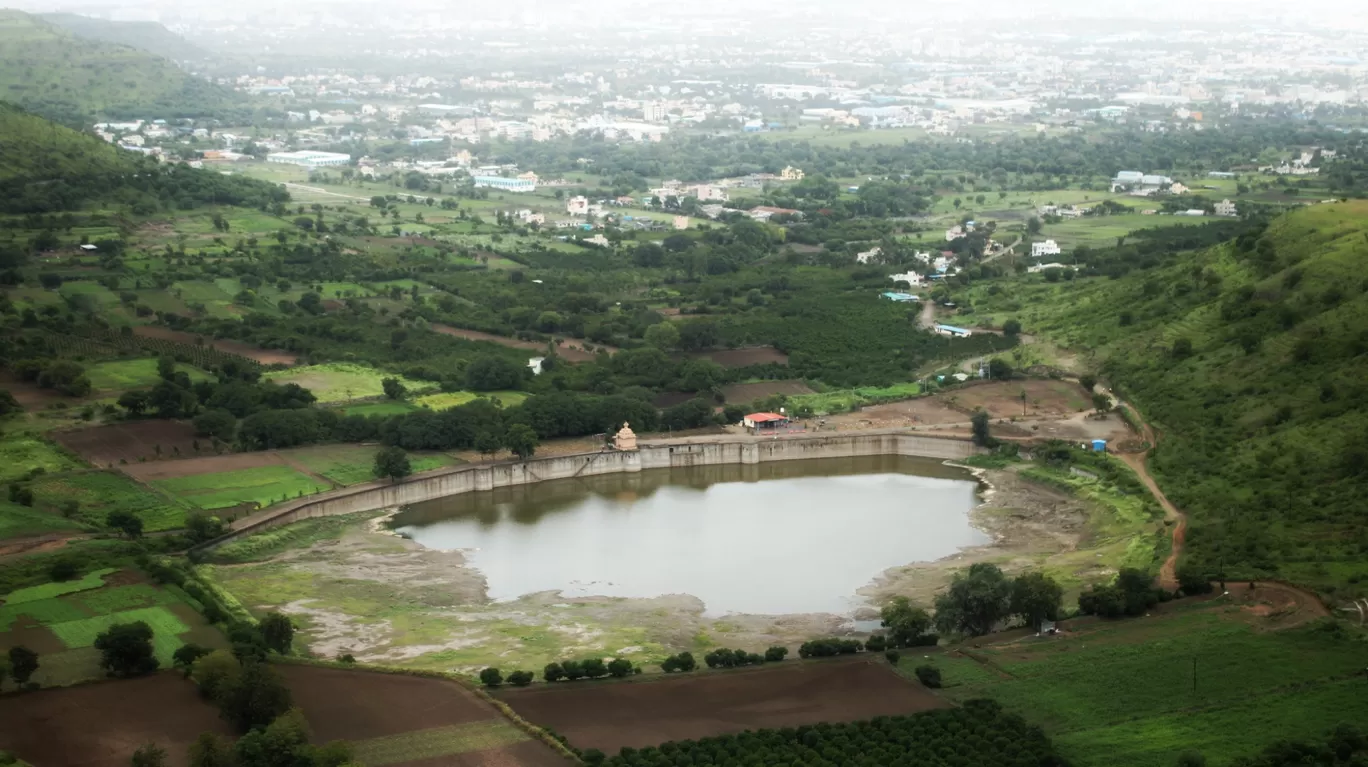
xmin=48 ymin=560 xmax=78 ymax=582
xmin=764 ymin=646 xmax=788 ymax=662
xmin=581 ymin=658 xmax=608 ymax=679
xmin=543 ymin=662 xmax=565 ymax=682
xmin=479 ymin=667 xmax=503 ymax=687
xmin=798 ymin=638 xmax=863 ymax=658
xmin=884 ymin=650 xmax=901 ymax=665
xmin=915 ymin=665 xmax=942 ymax=688
xmin=561 ymin=660 xmax=585 ymax=680
xmin=607 ymin=658 xmax=633 ymax=678
xmin=660 ymin=652 xmax=696 ymax=673
xmin=864 ymin=634 xmax=887 ymax=652
xmin=507 ymin=670 xmax=534 ymax=686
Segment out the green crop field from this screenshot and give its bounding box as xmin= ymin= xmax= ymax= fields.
xmin=285 ymin=444 xmax=458 ymax=486
xmin=338 ymin=401 xmax=419 ymax=417
xmin=350 ymin=722 xmax=528 ymax=766
xmin=414 ymin=390 xmax=527 ymax=411
xmin=84 ymin=358 xmax=212 ymax=392
xmin=1 ymin=568 xmax=115 ymax=606
xmin=48 ymin=606 xmax=189 ymax=665
xmin=32 ymin=471 xmax=191 ymax=531
xmin=264 ymin=363 xmax=437 ymax=403
xmin=789 ymin=382 xmax=922 ymax=414
xmin=914 ymin=608 xmax=1368 ymax=767
xmin=0 ymin=434 xmax=80 ymax=483
xmin=0 ymin=500 xmax=88 ymax=540
xmin=153 ymin=465 xmax=331 ymax=510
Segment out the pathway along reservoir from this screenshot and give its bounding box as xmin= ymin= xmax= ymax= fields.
xmin=392 ymin=455 xmax=988 ymax=616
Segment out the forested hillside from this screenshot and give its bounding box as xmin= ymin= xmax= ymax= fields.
xmin=973 ymin=201 xmax=1368 ymax=597
xmin=0 ymin=101 xmax=137 ymax=181
xmin=39 ymin=13 xmax=210 ymax=63
xmin=0 ymin=10 xmax=249 ymax=124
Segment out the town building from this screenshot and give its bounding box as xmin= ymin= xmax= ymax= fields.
xmin=933 ymin=324 xmax=973 ymax=338
xmin=780 ymin=166 xmax=805 ymax=181
xmin=1031 ymin=239 xmax=1062 ymax=258
xmin=266 ymin=150 xmax=351 ymax=168
xmin=1215 ymin=199 xmax=1238 ymax=217
xmin=889 ymin=271 xmax=922 ymax=286
xmin=473 ymin=176 xmax=536 ymax=192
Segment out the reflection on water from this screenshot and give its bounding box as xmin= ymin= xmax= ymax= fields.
xmin=392 ymin=455 xmax=987 ymax=616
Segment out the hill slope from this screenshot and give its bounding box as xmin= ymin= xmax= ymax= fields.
xmin=39 ymin=13 xmax=209 ymax=63
xmin=0 ymin=10 xmax=248 ymax=124
xmin=971 ymin=201 xmax=1368 ymax=598
xmin=0 ymin=101 xmax=138 ymax=182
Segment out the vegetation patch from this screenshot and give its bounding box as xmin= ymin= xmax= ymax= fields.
xmin=0 ymin=434 xmax=79 ymax=484
xmin=153 ymin=465 xmax=331 ymax=510
xmin=206 ymin=513 xmax=374 ymax=564
xmin=0 ymin=500 xmax=88 ymax=540
xmin=264 ymin=363 xmax=437 ymax=403
xmin=31 ymin=471 xmax=191 ymax=532
xmin=2 ymin=568 xmax=115 ymax=606
xmin=349 ymin=721 xmax=528 ymax=766
xmin=84 ymin=358 xmax=211 ymax=392
xmin=47 ymin=605 xmax=189 ymax=665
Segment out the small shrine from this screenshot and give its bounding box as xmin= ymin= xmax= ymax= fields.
xmin=613 ymin=422 xmax=638 ymax=451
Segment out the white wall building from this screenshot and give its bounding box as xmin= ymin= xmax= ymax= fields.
xmin=889 ymin=271 xmax=923 ymax=286
xmin=1215 ymin=199 xmax=1238 ymax=217
xmin=1031 ymin=239 xmax=1062 ymax=258
xmin=267 ymin=150 xmax=351 ymax=168
xmin=566 ymin=196 xmax=589 ymax=215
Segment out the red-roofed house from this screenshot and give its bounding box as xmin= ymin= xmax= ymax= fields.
xmin=743 ymin=412 xmax=790 ymax=431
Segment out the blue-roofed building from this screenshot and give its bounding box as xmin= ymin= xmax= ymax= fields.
xmin=881 ymin=292 xmax=919 ymax=302
xmin=1091 ymin=439 xmax=1107 ymax=452
xmin=933 ymin=324 xmax=973 ymax=338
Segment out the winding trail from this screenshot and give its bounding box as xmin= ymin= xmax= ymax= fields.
xmin=1106 ymin=402 xmax=1186 ymax=591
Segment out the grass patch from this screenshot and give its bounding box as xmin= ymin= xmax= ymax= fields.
xmin=0 ymin=500 xmax=88 ymax=540
xmin=48 ymin=605 xmax=189 ymax=665
xmin=0 ymin=434 xmax=79 ymax=483
xmin=0 ymin=597 xmax=91 ymax=631
xmin=85 ymin=358 xmax=211 ymax=392
xmin=32 ymin=471 xmax=190 ymax=532
xmin=207 ymin=513 xmax=372 ymax=564
xmin=338 ymin=401 xmax=419 ymax=417
xmin=289 ymin=445 xmax=459 ymax=486
xmin=349 ymin=722 xmax=528 ymax=766
xmin=788 ymin=382 xmax=922 ymax=415
xmin=153 ymin=466 xmax=331 ymax=510
xmin=68 ymin=584 xmax=177 ymax=614
xmin=940 ymin=610 xmax=1368 ymax=767
xmin=2 ymin=567 xmax=116 ymax=605
xmin=415 ymin=390 xmax=527 ymax=411
xmin=264 ymin=363 xmax=437 ymax=403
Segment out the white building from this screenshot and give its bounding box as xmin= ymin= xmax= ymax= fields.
xmin=672 ymin=216 xmax=689 ymax=230
xmin=690 ymin=184 xmax=729 ymax=202
xmin=566 ymin=196 xmax=589 ymax=215
xmin=1031 ymin=239 xmax=1062 ymax=258
xmin=889 ymin=271 xmax=923 ymax=286
xmin=856 ymin=247 xmax=882 ymax=264
xmin=642 ymin=103 xmax=668 ymax=122
xmin=1215 ymin=199 xmax=1238 ymax=217
xmin=945 ymin=225 xmax=967 ymax=242
xmin=1027 ymin=262 xmax=1067 ymax=273
xmin=266 ymin=150 xmax=351 ymax=168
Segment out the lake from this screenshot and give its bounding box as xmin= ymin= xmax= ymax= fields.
xmin=392 ymin=455 xmax=988 ymax=616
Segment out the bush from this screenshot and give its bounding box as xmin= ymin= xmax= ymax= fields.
xmin=561 ymin=660 xmax=585 ymax=680
xmin=507 ymin=670 xmax=534 ymax=686
xmin=607 ymin=658 xmax=633 ymax=678
xmin=479 ymin=667 xmax=503 ymax=687
xmin=798 ymin=638 xmax=863 ymax=658
xmin=581 ymin=658 xmax=608 ymax=679
xmin=763 ymin=646 xmax=788 ymax=662
xmin=543 ymin=662 xmax=565 ymax=682
xmin=884 ymin=650 xmax=901 ymax=665
xmin=660 ymin=652 xmax=697 ymax=673
xmin=48 ymin=560 xmax=78 ymax=582
xmin=864 ymin=635 xmax=887 ymax=652
xmin=915 ymin=665 xmax=942 ymax=688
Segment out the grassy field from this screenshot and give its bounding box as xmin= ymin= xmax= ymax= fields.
xmin=0 ymin=433 xmax=80 ymax=483
xmin=153 ymin=465 xmax=331 ymax=510
xmin=1039 ymin=213 xmax=1209 ymax=251
xmin=32 ymin=471 xmax=192 ymax=532
xmin=0 ymin=566 xmax=222 ymax=687
xmin=205 ymin=513 xmax=368 ymax=564
xmin=789 ymin=382 xmax=922 ymax=415
xmin=350 ymin=721 xmax=528 ymax=765
xmin=0 ymin=500 xmax=88 ymax=540
xmin=264 ymin=363 xmax=437 ymax=403
xmin=337 ymin=401 xmax=420 ymax=417
xmin=85 ymin=358 xmax=212 ymax=392
xmin=910 ymin=607 xmax=1368 ymax=767
xmin=286 ymin=445 xmax=460 ymax=486
xmin=413 ymin=390 xmax=528 ymax=411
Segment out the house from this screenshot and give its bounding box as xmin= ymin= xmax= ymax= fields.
xmin=889 ymin=271 xmax=922 ymax=287
xmin=1215 ymin=199 xmax=1238 ymax=217
xmin=780 ymin=166 xmax=805 ymax=181
xmin=673 ymin=216 xmax=690 ymax=230
xmin=742 ymin=412 xmax=790 ymax=431
xmin=527 ymin=356 xmax=545 ymax=375
xmin=1027 ymin=262 xmax=1067 ymax=273
xmin=566 ymin=196 xmax=590 ymax=215
xmin=584 ymin=233 xmax=611 ymax=247
xmin=856 ymin=247 xmax=882 ymax=264
xmin=690 ymin=184 xmax=729 ymax=202
xmin=749 ymin=205 xmax=801 ymax=222
xmin=1031 ymin=240 xmax=1062 ymax=258
xmin=945 ymin=225 xmax=967 ymax=242
xmin=881 ymin=292 xmax=918 ymax=302
xmin=1177 ymin=209 xmax=1207 ymax=217
xmin=934 ymin=324 xmax=973 ymax=338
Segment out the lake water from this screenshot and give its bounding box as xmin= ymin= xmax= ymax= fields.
xmin=392 ymin=455 xmax=988 ymax=616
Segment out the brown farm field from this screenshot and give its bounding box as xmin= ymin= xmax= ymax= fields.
xmin=53 ymin=421 xmax=200 ymax=466
xmin=0 ymin=673 xmax=232 ymax=767
xmin=688 ymin=346 xmax=789 ymax=368
xmin=0 ymin=666 xmax=571 ymax=767
xmin=498 ymin=658 xmax=944 ymax=754
xmin=719 ymin=379 xmax=815 ymax=403
xmin=430 ymin=324 xmax=614 ymax=362
xmin=940 ymin=379 xmax=1091 ymax=419
xmin=133 ymin=325 xmax=299 ymax=366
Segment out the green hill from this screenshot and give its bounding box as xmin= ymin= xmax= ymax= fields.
xmin=39 ymin=13 xmax=209 ymax=63
xmin=0 ymin=101 xmax=138 ymax=182
xmin=0 ymin=10 xmax=248 ymax=124
xmin=969 ymin=201 xmax=1368 ymax=598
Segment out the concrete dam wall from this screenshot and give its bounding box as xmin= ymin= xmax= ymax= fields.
xmin=204 ymin=433 xmax=981 ymax=551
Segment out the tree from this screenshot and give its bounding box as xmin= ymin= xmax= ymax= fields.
xmin=259 ymin=613 xmax=295 ymax=654
xmin=1092 ymin=391 xmax=1112 ymax=414
xmin=1010 ymin=571 xmax=1063 ymax=630
xmin=374 ymin=446 xmax=412 ymax=482
xmin=507 ymin=670 xmax=534 ymax=686
xmin=173 ymin=644 xmax=212 ymax=676
xmin=193 ymin=409 xmax=237 ymax=440
xmin=915 ymin=665 xmax=942 ymax=688
xmin=504 ymin=423 xmax=539 ymax=460
xmin=543 ymin=662 xmax=565 ymax=682
xmin=8 ymin=645 xmax=38 ymax=685
xmin=0 ymin=389 xmax=20 ymax=416
xmin=970 ymin=410 xmax=996 ymax=448
xmin=474 ymin=431 xmax=502 ymax=461
xmin=218 ymin=660 xmax=293 ymax=732
xmin=764 ymin=646 xmax=788 ymax=662
xmin=561 ymin=660 xmax=585 ymax=680
xmin=1002 ymin=319 xmax=1022 ymax=337
xmin=187 ymin=732 xmax=236 ymax=767
xmin=465 ymin=356 xmax=525 ymax=391
xmin=933 ymin=563 xmax=1012 ymax=637
xmin=987 ymin=358 xmax=1014 ymax=380
xmin=381 ymin=377 xmax=407 ymax=400
xmin=233 ymin=708 xmax=352 ymax=767
xmin=607 ymin=658 xmax=633 ymax=678
xmin=106 ymin=509 xmax=144 ymax=539
xmin=190 ymin=650 xmax=241 ymax=701
xmin=49 ymin=559 xmax=77 ymax=581
xmin=880 ymin=597 xmax=933 ymax=647
xmin=479 ymin=667 xmax=503 ymax=687
xmin=131 ymin=743 xmax=168 ymax=767
xmin=643 ymin=321 xmax=680 ymax=351
xmin=1078 ymin=374 xmax=1097 ymax=392
xmin=581 ymin=658 xmax=608 ymax=678
xmin=94 ymin=621 xmax=158 ymax=677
